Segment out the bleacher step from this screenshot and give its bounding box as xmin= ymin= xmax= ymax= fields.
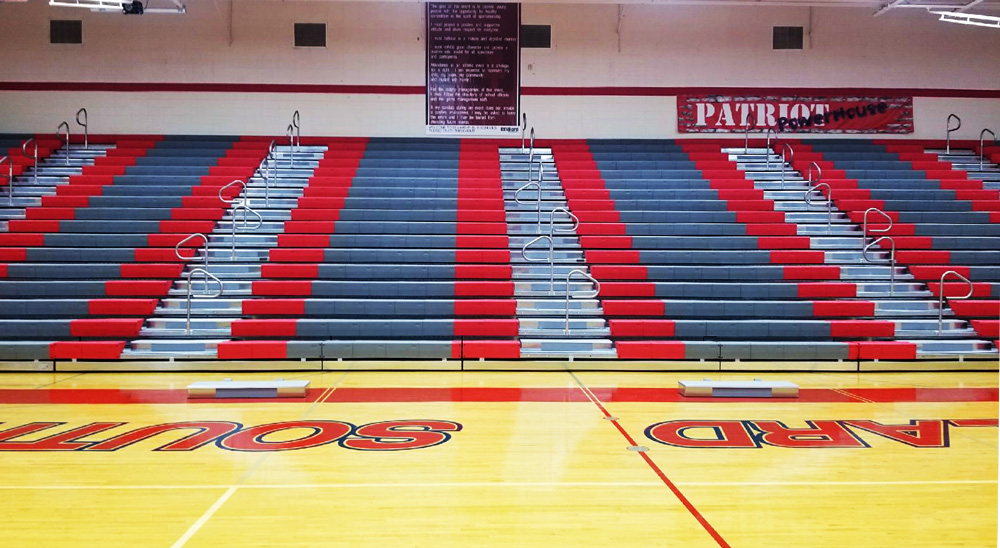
xmin=515 ymin=281 xmax=592 ymax=293
xmin=126 ymin=338 xmax=225 ymax=354
xmin=520 ymin=318 xmax=608 ymax=329
xmin=839 ymin=265 xmax=913 ymax=278
xmin=517 ymin=299 xmax=602 ymax=313
xmin=519 ymin=338 xmax=617 ymax=358
xmin=797 ymin=224 xmax=857 ymax=235
xmin=913 ymin=339 xmax=998 ymax=356
xmin=856 ymin=283 xmax=930 ymax=297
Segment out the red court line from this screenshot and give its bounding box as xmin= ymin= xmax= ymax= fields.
xmin=572 ymin=379 xmax=732 ymax=548
xmin=2 ymin=81 xmax=998 ymax=98
xmin=0 ymin=387 xmax=995 ymax=405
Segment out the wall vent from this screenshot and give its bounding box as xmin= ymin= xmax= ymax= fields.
xmin=521 ymin=25 xmax=551 ymax=49
xmin=772 ymin=26 xmax=804 ymax=50
xmin=294 ymin=23 xmax=326 ymax=48
xmin=50 ymin=20 xmax=82 ymax=45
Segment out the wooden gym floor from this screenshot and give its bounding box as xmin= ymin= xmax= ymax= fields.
xmin=0 ymin=369 xmax=997 ymax=548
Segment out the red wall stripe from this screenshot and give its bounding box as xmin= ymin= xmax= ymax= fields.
xmin=2 ymin=82 xmax=998 ymax=98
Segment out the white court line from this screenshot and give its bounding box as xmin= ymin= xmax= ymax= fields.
xmin=169 ymin=486 xmax=237 ymax=548
xmin=0 ymin=480 xmax=995 ymax=490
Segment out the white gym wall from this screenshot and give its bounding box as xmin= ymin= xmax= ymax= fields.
xmin=0 ymin=0 xmax=997 ymax=138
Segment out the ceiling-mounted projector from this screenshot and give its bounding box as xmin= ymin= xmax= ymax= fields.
xmin=122 ymin=0 xmax=143 ymax=14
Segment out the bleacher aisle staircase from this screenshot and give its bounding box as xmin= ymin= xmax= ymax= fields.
xmin=1 ymin=138 xmax=104 ymax=231
xmin=927 ymin=146 xmax=1000 ymax=189
xmin=0 ymin=135 xmax=278 ymax=363
xmin=122 ymin=142 xmax=326 ymax=359
xmin=736 ymin=143 xmax=991 ymax=356
xmin=796 ymin=138 xmax=999 ymax=352
xmin=501 ymin=142 xmax=616 ymax=359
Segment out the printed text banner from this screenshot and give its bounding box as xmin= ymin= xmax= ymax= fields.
xmin=678 ymin=95 xmax=914 ymax=134
xmin=426 ymin=2 xmax=521 ymax=136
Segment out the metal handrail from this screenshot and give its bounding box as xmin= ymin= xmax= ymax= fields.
xmin=218 ymin=179 xmax=247 ymax=204
xmin=937 ymin=270 xmax=974 ymax=335
xmin=527 ymin=127 xmax=536 ymax=183
xmin=22 ymin=138 xmax=37 ymax=185
xmin=514 ymin=181 xmax=540 ymax=205
xmin=862 ymin=236 xmax=896 ymax=295
xmin=185 ymin=268 xmax=224 ymax=335
xmin=174 ymin=232 xmax=210 ymax=271
xmin=806 ymin=161 xmax=822 ymax=185
xmin=946 ymin=114 xmax=961 ymax=154
xmin=778 ymin=142 xmax=794 ymax=189
xmin=229 ymin=202 xmax=263 ymax=260
xmin=862 ymin=207 xmax=893 ymax=251
xmin=1 ymin=156 xmax=11 ymax=205
xmin=804 ymin=182 xmax=832 ymax=235
xmin=743 ymin=117 xmax=757 ymax=152
xmin=520 ymin=113 xmax=528 ymax=151
xmin=535 ymin=163 xmax=545 ymax=233
xmin=264 ymin=140 xmax=277 ymax=207
xmin=979 ymin=128 xmax=995 ymax=171
xmin=76 ymin=108 xmax=88 ymax=149
xmin=217 ymin=179 xmax=258 ymax=260
xmin=291 ymin=110 xmax=301 ymax=149
xmin=549 ymin=207 xmax=579 ymax=236
xmin=522 ymin=235 xmax=555 ymax=294
xmin=565 ymin=269 xmax=600 ymax=334
xmin=57 ymin=121 xmax=71 ymax=166
xmin=765 ymin=128 xmax=778 ymax=168
xmin=286 ymin=124 xmax=295 ymax=169
xmin=515 ymin=180 xmax=542 ymax=235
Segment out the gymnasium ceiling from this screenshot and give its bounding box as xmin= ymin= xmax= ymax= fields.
xmin=12 ymin=0 xmax=1000 ymax=26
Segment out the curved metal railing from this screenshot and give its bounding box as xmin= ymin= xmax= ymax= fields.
xmin=174 ymin=232 xmax=210 ymax=271
xmin=218 ymin=179 xmax=261 ymax=260
xmin=57 ymin=121 xmax=71 ymax=166
xmin=22 ymin=138 xmax=37 ymax=185
xmin=522 ymin=235 xmax=555 ymax=294
xmin=520 ymin=113 xmax=528 ymax=151
xmin=228 ymin=202 xmax=263 ymax=260
xmin=804 ymin=182 xmax=832 ymax=235
xmin=515 ymin=178 xmax=543 ymax=235
xmin=765 ymin=128 xmax=778 ymax=168
xmin=565 ymin=269 xmax=600 ymax=334
xmin=286 ymin=124 xmax=296 ymax=169
xmin=527 ymin=127 xmax=536 ymax=183
xmin=743 ymin=117 xmax=757 ymax=153
xmin=291 ymin=110 xmax=301 ymax=149
xmin=263 ymin=139 xmax=277 ymax=207
xmin=185 ymin=268 xmax=224 ymax=335
xmin=514 ymin=181 xmax=540 ymax=205
xmin=862 ymin=207 xmax=893 ymax=250
xmin=862 ymin=235 xmax=896 ymax=295
xmin=218 ymin=179 xmax=247 ymax=205
xmin=946 ymin=114 xmax=961 ymax=154
xmin=806 ymin=161 xmax=822 ymax=185
xmin=937 ymin=270 xmax=974 ymax=335
xmin=76 ymin=107 xmax=88 ymax=149
xmin=778 ymin=142 xmax=794 ymax=189
xmin=548 ymin=207 xmax=579 ymax=236
xmin=1 ymin=156 xmax=11 ymax=205
xmin=979 ymin=128 xmax=995 ymax=171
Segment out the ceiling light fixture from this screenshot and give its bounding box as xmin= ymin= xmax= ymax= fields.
xmin=930 ymin=10 xmax=1000 ymax=28
xmin=48 ymin=0 xmax=186 ymax=14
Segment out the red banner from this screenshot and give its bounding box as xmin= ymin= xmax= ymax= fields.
xmin=677 ymin=94 xmax=913 ymax=134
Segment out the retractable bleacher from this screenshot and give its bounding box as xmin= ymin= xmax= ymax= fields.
xmin=0 ymin=133 xmax=995 ymax=371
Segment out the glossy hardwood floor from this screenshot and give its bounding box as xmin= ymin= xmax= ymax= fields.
xmin=0 ymin=370 xmax=996 ymax=548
